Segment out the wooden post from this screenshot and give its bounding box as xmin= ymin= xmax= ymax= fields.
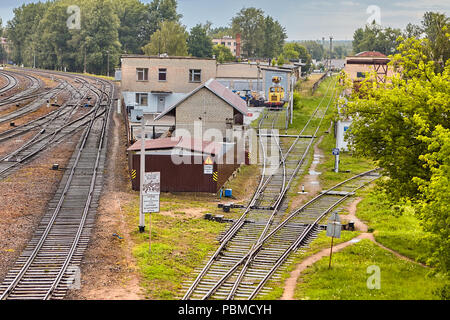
xmin=329 ymin=235 xmax=334 ymax=269
xmin=149 ymin=213 xmax=152 ymax=253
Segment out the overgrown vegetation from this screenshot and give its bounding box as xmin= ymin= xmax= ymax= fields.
xmin=344 ymin=19 xmax=450 ymax=297
xmin=294 ymin=240 xmax=443 ymax=300
xmin=125 ymin=197 xmax=225 ymax=300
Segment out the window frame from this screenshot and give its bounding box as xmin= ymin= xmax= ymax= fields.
xmin=158 ymin=68 xmax=167 ymax=82
xmin=136 ymin=68 xmax=149 ymax=81
xmin=135 ymin=93 xmax=148 ymax=106
xmin=189 ymin=69 xmax=202 ymax=83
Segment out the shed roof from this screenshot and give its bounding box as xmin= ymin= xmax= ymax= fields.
xmin=127 ymin=136 xmax=223 ymax=156
xmin=154 ymin=79 xmax=248 ymax=121
xmin=355 ymin=51 xmax=387 ymax=57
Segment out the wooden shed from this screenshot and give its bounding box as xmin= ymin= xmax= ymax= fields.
xmin=127 ymin=137 xmax=245 ymax=193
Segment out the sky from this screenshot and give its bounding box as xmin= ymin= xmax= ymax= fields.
xmin=1 ymin=0 xmax=449 ymax=40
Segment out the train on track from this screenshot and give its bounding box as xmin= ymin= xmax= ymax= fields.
xmin=265 ymin=76 xmax=286 ymax=110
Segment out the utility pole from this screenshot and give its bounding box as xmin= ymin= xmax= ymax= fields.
xmin=83 ymin=45 xmax=87 ymax=74
xmin=139 ymin=115 xmax=146 ymax=233
xmin=106 ymin=50 xmax=110 ymax=77
xmin=329 ymin=36 xmax=333 ymax=73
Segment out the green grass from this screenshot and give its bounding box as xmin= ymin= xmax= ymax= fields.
xmin=288 ymin=75 xmax=337 ymax=135
xmin=294 ymin=239 xmax=442 ymax=300
xmin=317 ymin=131 xmax=376 ymax=190
xmin=125 ymin=197 xmax=226 ymax=300
xmin=355 ymin=188 xmax=430 ymax=265
xmin=257 ymin=230 xmax=358 ymax=300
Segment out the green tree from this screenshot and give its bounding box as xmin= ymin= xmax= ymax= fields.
xmin=142 ymin=20 xmax=188 ymax=56
xmin=231 ymin=7 xmax=265 ymax=57
xmin=6 ymin=2 xmax=49 ymax=65
xmin=212 ymin=44 xmax=234 ymax=63
xmin=421 ymin=12 xmax=450 ymax=70
xmin=141 ymin=0 xmax=181 ymax=47
xmin=413 ymin=125 xmax=450 ymax=286
xmin=188 ymin=24 xmax=213 ymax=58
xmin=283 ymin=42 xmax=312 ymax=72
xmin=209 ymin=26 xmax=233 ymax=39
xmin=343 ymin=36 xmax=450 ymax=201
xmin=112 ymin=0 xmax=148 ymax=54
xmin=302 ymin=40 xmax=324 ymax=61
xmin=343 ymin=38 xmax=450 ymax=297
xmin=352 ymin=22 xmax=402 ymax=55
xmin=277 ymin=54 xmax=285 ymax=66
xmin=262 ymin=16 xmax=286 ymax=58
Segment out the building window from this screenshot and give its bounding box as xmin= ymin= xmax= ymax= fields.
xmin=189 ymin=69 xmax=202 ymax=83
xmin=158 ymin=68 xmax=167 ymax=81
xmin=356 ymin=72 xmax=365 ymax=78
xmin=136 ymin=68 xmax=148 ymax=81
xmin=135 ymin=93 xmax=148 ymax=106
xmin=227 ymin=42 xmax=231 ymax=46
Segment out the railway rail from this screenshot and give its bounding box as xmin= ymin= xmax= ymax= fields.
xmin=0 ymin=72 xmax=18 ymax=96
xmin=0 ymin=77 xmax=103 ymax=180
xmin=182 ymin=75 xmax=341 ymax=300
xmin=0 ymin=70 xmax=115 ymax=300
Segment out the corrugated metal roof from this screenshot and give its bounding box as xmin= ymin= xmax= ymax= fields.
xmin=154 ymin=79 xmax=248 ymax=121
xmin=127 ymin=137 xmax=181 ymax=151
xmin=127 ymin=136 xmax=223 ymax=156
xmin=355 ymin=51 xmax=387 ymax=57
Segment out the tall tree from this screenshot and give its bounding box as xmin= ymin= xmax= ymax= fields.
xmin=283 ymin=42 xmax=312 ymax=72
xmin=6 ymin=2 xmax=49 ymax=65
xmin=302 ymin=40 xmax=325 ymax=61
xmin=142 ymin=20 xmax=188 ymax=56
xmin=421 ymin=12 xmax=450 ymax=69
xmin=343 ymin=36 xmax=449 ymax=201
xmin=262 ymin=16 xmax=286 ymax=58
xmin=231 ymin=7 xmax=265 ymax=58
xmin=141 ymin=0 xmax=181 ymax=47
xmin=187 ymin=24 xmax=213 ymax=58
xmin=352 ymin=22 xmax=402 ymax=55
xmin=112 ymin=0 xmax=148 ymax=54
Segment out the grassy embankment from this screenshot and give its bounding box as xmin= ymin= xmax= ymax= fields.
xmin=124 ymin=166 xmax=260 ymax=299
xmin=286 ymin=95 xmax=443 ymax=301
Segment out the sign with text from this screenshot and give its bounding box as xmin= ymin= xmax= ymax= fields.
xmin=143 ymin=172 xmax=160 ymax=213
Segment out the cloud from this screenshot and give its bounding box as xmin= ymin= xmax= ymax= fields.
xmin=340 ymin=1 xmax=360 ymax=6
xmin=393 ymin=0 xmax=450 ymax=9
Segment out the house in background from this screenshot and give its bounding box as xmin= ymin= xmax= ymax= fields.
xmin=154 ymin=78 xmax=248 ymax=143
xmin=120 ymin=55 xmax=216 ymax=115
xmin=212 ymin=35 xmax=240 ymax=57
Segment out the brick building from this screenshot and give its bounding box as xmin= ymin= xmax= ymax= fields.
xmin=154 ymin=79 xmax=248 ymax=142
xmin=121 ymin=55 xmax=217 ymax=114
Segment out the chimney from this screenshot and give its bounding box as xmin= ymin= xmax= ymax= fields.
xmin=236 ymin=33 xmax=241 ymax=58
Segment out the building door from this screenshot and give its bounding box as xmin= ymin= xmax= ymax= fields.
xmin=157 ymin=96 xmax=166 ymax=112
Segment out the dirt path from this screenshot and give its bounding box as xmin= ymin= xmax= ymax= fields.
xmin=290 ymin=136 xmax=325 ymax=209
xmin=66 ymin=110 xmax=144 ymax=300
xmin=281 ymin=197 xmax=428 ymax=300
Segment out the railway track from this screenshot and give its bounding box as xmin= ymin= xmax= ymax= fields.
xmin=0 ymin=71 xmax=44 ymax=106
xmin=0 ymin=78 xmax=89 ymax=144
xmin=182 ymin=75 xmax=341 ymax=300
xmin=0 ymin=77 xmax=104 ymax=180
xmin=0 ymin=72 xmax=18 ymax=96
xmin=0 ymin=72 xmax=115 ymax=300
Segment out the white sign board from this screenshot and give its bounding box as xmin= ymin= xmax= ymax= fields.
xmin=326 ymin=222 xmax=341 ymax=238
xmin=143 ymin=172 xmax=160 ymax=213
xmin=204 ymin=165 xmax=213 ymax=175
